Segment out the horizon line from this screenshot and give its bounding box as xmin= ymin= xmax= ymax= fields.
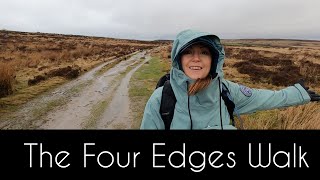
xmin=1 ymin=28 xmax=320 ymax=42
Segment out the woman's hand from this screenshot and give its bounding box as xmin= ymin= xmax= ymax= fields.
xmin=297 ymin=79 xmax=320 ymax=102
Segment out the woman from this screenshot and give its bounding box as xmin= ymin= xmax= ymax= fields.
xmin=140 ymin=29 xmax=319 ymax=130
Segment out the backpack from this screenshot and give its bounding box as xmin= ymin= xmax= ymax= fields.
xmin=156 ymin=73 xmax=242 ymax=130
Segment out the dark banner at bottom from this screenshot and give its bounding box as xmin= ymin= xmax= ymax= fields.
xmin=0 ymin=130 xmax=319 ymax=175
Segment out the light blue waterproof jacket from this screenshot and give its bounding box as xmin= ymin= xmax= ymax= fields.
xmin=140 ymin=29 xmax=311 ymax=130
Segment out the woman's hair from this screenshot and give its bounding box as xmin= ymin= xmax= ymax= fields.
xmin=188 ymin=76 xmax=211 ymax=95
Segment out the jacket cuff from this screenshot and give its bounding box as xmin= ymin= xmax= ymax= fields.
xmin=294 ymin=83 xmax=311 ymax=103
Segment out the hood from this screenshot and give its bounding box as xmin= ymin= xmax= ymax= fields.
xmin=168 ymin=29 xmax=230 ymax=129
xmin=171 ymin=29 xmax=225 ymax=78
xmin=169 ymin=29 xmax=226 ymax=109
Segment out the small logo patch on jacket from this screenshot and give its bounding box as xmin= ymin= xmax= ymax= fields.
xmin=240 ymin=85 xmax=252 ymax=97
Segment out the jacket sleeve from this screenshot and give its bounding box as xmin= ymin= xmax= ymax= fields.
xmin=223 ymin=80 xmax=311 ymax=115
xmin=140 ymin=87 xmax=165 ymax=129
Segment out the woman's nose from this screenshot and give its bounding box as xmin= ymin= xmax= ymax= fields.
xmin=192 ymin=53 xmax=201 ymax=62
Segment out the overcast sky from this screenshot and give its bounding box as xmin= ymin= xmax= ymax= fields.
xmin=1 ymin=0 xmax=319 ymax=40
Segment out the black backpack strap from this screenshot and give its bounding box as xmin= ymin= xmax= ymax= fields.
xmin=160 ymin=80 xmax=176 ymax=130
xmin=156 ymin=73 xmax=170 ymax=89
xmin=221 ymin=82 xmax=236 ymax=126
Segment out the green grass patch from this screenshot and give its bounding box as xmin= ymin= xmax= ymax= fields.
xmin=129 ymin=56 xmax=170 ymax=128
xmin=129 ymin=57 xmax=169 ymax=96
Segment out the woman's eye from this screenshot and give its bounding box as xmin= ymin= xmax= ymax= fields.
xmin=183 ymin=49 xmax=192 ymax=54
xmin=201 ymin=51 xmax=210 ymax=55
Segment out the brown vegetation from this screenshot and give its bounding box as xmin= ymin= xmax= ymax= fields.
xmin=0 ymin=62 xmax=15 ymax=97
xmin=225 ymin=45 xmax=320 ymax=86
xmin=0 ymin=30 xmax=169 ymax=111
xmin=222 ymin=39 xmax=320 ymax=129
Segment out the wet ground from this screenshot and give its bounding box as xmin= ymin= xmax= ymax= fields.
xmin=0 ymin=51 xmax=150 ymax=129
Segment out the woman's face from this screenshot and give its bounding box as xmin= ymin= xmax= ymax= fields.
xmin=181 ymin=43 xmax=212 ymax=80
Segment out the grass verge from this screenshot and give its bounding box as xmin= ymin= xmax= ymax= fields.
xmin=129 ymin=56 xmax=170 ymax=128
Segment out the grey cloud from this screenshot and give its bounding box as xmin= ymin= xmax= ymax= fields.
xmin=0 ymin=0 xmax=319 ymax=40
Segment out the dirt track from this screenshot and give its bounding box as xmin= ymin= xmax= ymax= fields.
xmin=0 ymin=51 xmax=150 ymax=129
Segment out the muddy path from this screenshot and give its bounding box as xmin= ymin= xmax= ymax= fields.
xmin=0 ymin=51 xmax=150 ymax=129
